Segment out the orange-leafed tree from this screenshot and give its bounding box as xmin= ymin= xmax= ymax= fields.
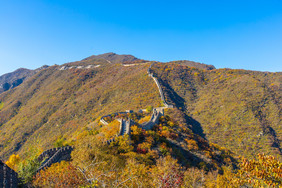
xmin=150 ymin=155 xmax=184 ymax=188
xmin=237 ymin=154 xmax=282 ymax=187
xmin=217 ymin=153 xmax=282 ymax=187
xmin=33 ymin=161 xmax=85 ymax=188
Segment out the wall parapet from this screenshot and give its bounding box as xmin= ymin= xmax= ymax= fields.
xmin=37 ymin=146 xmax=73 ymax=173
xmin=147 ymin=63 xmax=173 ymax=108
xmin=103 ymin=118 xmax=132 ymax=145
xmin=0 ymin=160 xmax=18 ymax=188
xmin=141 ymin=108 xmax=162 ymax=130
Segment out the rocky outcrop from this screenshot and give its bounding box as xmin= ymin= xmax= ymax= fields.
xmin=0 ymin=160 xmax=18 ymax=188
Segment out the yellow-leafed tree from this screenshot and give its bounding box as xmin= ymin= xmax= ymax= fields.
xmin=6 ymin=154 xmax=20 ymax=170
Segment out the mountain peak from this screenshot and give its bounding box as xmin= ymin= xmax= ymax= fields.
xmin=82 ymin=52 xmax=140 ymax=64
xmin=171 ymin=60 xmax=216 ymax=70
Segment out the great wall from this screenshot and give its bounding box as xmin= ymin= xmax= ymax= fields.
xmin=99 ymin=62 xmax=173 ymax=141
xmin=0 ymin=161 xmax=18 ymax=188
xmin=0 ymin=62 xmax=173 ymax=186
xmin=36 ymin=146 xmax=73 ymax=173
xmin=58 ymin=64 xmax=101 ymax=70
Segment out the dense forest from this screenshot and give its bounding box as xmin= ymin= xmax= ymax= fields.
xmin=0 ymin=53 xmax=281 ymax=187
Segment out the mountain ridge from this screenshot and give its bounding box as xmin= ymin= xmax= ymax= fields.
xmin=0 ymin=53 xmax=280 ymax=161
xmin=82 ymin=52 xmax=140 ymax=64
xmin=0 ymin=65 xmax=49 ymax=94
xmin=0 ymin=53 xmax=281 ymax=187
xmin=0 ymin=53 xmax=217 ymax=94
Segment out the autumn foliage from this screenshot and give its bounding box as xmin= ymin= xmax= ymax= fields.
xmin=33 ymin=161 xmax=85 ymax=188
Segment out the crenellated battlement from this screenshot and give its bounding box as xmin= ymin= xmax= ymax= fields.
xmin=37 ymin=146 xmax=73 ymax=173
xmin=0 ymin=160 xmax=18 ymax=188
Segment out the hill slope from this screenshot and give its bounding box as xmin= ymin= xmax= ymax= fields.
xmin=151 ymin=62 xmax=281 ymax=159
xmin=0 ymin=53 xmax=280 ymax=164
xmin=0 ymin=60 xmax=161 ymax=159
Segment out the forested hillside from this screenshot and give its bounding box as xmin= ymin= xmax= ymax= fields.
xmin=0 ymin=53 xmax=281 ymax=187
xmin=151 ymin=62 xmax=281 ymax=160
xmin=0 ymin=58 xmax=161 ymax=159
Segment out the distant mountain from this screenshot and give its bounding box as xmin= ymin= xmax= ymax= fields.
xmin=169 ymin=60 xmax=216 ymax=70
xmin=0 ymin=66 xmax=49 ymax=94
xmin=82 ymin=52 xmax=140 ymax=64
xmin=0 ymin=53 xmax=215 ymax=94
xmin=0 ymin=68 xmax=33 ymax=94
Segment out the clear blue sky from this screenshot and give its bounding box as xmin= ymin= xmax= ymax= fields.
xmin=0 ymin=0 xmax=282 ymax=75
